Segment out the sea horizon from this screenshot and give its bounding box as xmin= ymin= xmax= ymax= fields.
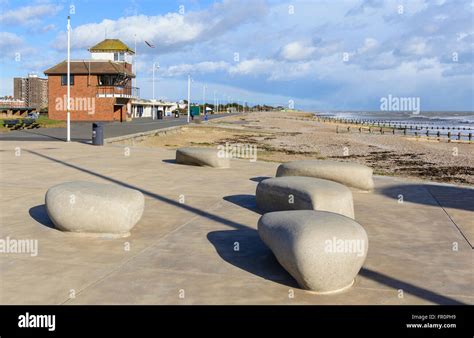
xmin=315 ymin=110 xmax=474 ymax=127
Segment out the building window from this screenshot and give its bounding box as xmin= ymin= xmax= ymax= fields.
xmin=114 ymin=52 xmax=125 ymax=62
xmin=61 ymin=74 xmax=74 ymax=86
xmin=136 ymin=106 xmax=143 ymax=117
xmin=98 ymin=75 xmax=119 ymax=86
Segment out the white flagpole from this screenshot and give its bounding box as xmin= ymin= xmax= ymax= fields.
xmin=134 ymin=34 xmax=137 ymax=93
xmin=152 ymin=62 xmax=155 ymax=120
xmin=67 ymin=15 xmax=71 ymax=142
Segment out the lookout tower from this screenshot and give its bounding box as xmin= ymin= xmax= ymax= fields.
xmin=88 ymin=39 xmax=135 ymax=63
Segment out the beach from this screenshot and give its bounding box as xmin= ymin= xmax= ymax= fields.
xmin=120 ymin=111 xmax=474 ymax=185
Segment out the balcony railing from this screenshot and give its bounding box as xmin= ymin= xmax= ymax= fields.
xmin=96 ymin=86 xmax=140 ymax=99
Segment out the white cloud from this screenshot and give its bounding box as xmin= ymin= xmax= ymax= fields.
xmin=53 ymin=0 xmax=268 ymax=53
xmin=0 ymin=4 xmax=62 ymax=25
xmin=164 ymin=61 xmax=230 ymax=76
xmin=0 ymin=32 xmax=23 ymax=48
xmin=58 ymin=14 xmax=205 ymax=51
xmin=398 ymin=37 xmax=431 ymax=56
xmin=229 ymin=59 xmax=277 ymax=76
xmin=0 ymin=32 xmax=23 ymax=58
xmin=357 ymin=38 xmax=378 ymax=54
xmin=280 ymin=41 xmax=316 ymax=61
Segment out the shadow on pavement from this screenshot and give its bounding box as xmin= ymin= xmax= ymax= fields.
xmin=207 ymin=229 xmax=298 ymax=288
xmin=223 ymin=194 xmax=261 ymax=214
xmin=380 ymin=184 xmax=474 ymax=212
xmin=359 ymin=268 xmax=466 ymax=305
xmin=249 ymin=176 xmax=271 ymax=183
xmin=29 ymin=204 xmax=56 ymax=230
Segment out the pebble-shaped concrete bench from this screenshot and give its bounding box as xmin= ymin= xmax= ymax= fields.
xmin=45 ymin=181 xmax=144 ymax=238
xmin=176 ymin=147 xmax=230 ymax=168
xmin=256 ymin=176 xmax=354 ymax=219
xmin=276 ymin=160 xmax=374 ymax=191
xmin=258 ymin=210 xmax=368 ymax=294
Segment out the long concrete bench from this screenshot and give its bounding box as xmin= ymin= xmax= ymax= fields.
xmin=258 ymin=210 xmax=368 ymax=293
xmin=176 ymin=147 xmax=230 ymax=168
xmin=256 ymin=176 xmax=354 ymax=219
xmin=276 ymin=160 xmax=374 ymax=191
xmin=45 ymin=181 xmax=144 ymax=237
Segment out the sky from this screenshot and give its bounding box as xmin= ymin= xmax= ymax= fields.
xmin=0 ymin=0 xmax=473 ymax=111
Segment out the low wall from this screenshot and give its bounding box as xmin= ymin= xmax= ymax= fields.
xmin=105 ymin=125 xmax=185 ymax=145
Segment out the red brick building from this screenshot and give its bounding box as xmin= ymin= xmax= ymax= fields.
xmin=44 ymin=39 xmax=138 ymax=121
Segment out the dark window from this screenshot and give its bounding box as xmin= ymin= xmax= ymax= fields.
xmin=61 ymin=74 xmax=74 ymax=86
xmin=114 ymin=52 xmax=125 ymax=62
xmin=98 ymin=75 xmax=120 ymax=86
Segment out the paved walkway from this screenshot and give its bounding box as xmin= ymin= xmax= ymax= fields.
xmin=0 ymin=140 xmax=472 ymax=304
xmin=0 ymin=113 xmax=237 ymax=142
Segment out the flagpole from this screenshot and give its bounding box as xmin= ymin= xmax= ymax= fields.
xmin=67 ymin=15 xmax=71 ymax=142
xmin=213 ymin=90 xmax=216 ymax=114
xmin=134 ymin=34 xmax=137 ymax=94
xmin=187 ymin=74 xmax=191 ymax=123
xmin=152 ymin=62 xmax=155 ymax=120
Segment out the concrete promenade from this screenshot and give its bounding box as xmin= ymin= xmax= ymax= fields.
xmin=0 ymin=113 xmax=237 ymax=143
xmin=0 ymin=140 xmax=472 ymax=304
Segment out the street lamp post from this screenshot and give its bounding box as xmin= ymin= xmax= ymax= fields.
xmin=187 ymin=74 xmax=191 ymax=123
xmin=202 ymin=84 xmax=207 ymax=116
xmin=152 ymin=62 xmax=159 ymax=120
xmin=66 ymin=16 xmax=71 ymax=142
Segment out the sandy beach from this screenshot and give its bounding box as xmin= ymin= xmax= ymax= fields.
xmin=119 ymin=111 xmax=474 ymax=185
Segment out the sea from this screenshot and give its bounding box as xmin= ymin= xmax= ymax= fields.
xmin=318 ymin=111 xmax=474 ymax=130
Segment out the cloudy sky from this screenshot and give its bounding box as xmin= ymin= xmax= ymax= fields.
xmin=0 ymin=0 xmax=473 ymax=111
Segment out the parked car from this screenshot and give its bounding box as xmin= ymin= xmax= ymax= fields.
xmin=27 ymin=112 xmax=39 ymax=119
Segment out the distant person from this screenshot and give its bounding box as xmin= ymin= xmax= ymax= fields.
xmin=190 ymin=111 xmax=194 ymax=120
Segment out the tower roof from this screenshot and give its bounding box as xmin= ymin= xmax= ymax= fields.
xmin=44 ymin=60 xmax=135 ymax=78
xmin=89 ymin=39 xmax=135 ymax=54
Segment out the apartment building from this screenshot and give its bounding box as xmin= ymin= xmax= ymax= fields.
xmin=13 ymin=74 xmax=48 ymax=110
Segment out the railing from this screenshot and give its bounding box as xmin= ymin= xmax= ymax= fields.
xmin=96 ymin=86 xmax=140 ymax=98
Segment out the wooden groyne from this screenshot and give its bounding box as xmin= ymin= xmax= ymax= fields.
xmin=315 ymin=115 xmax=473 ymax=143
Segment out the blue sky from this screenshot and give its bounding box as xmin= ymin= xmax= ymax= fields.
xmin=0 ymin=0 xmax=473 ymax=111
